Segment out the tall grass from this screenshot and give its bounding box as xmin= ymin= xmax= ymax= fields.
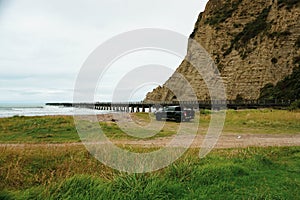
xmin=0 ymin=146 xmax=299 ymax=199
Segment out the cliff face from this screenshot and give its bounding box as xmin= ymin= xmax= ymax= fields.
xmin=145 ymin=0 xmax=300 ymax=101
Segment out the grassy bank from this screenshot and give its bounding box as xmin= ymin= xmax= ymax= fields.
xmin=222 ymin=109 xmax=300 ymax=134
xmin=0 ymin=146 xmax=299 ymax=199
xmin=0 ymin=109 xmax=299 ymax=143
xmin=0 ymin=116 xmax=79 ymax=143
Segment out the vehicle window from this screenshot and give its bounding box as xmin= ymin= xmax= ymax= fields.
xmin=166 ymin=107 xmax=175 ymax=111
xmin=175 ymin=107 xmax=181 ymax=111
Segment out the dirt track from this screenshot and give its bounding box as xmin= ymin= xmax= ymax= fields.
xmin=1 ymin=134 xmax=299 ymax=149
xmin=117 ymin=133 xmax=300 ymax=148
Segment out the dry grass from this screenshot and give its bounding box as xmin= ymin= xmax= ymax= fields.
xmin=0 ymin=144 xmax=114 ymax=191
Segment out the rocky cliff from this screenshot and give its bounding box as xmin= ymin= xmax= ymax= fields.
xmin=145 ymin=0 xmax=300 ymax=101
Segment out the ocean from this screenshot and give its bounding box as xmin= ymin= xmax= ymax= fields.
xmin=0 ymin=103 xmax=109 ymax=118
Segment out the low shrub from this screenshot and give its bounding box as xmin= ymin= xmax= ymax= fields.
xmin=205 ymin=0 xmax=242 ymax=27
xmin=289 ymin=100 xmax=300 ymax=110
xmin=295 ymin=36 xmax=300 ymax=48
xmin=278 ymin=0 xmax=300 ymax=9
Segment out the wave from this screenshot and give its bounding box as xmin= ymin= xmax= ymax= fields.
xmin=0 ymin=105 xmax=109 ymax=118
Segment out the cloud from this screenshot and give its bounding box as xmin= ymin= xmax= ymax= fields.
xmin=0 ymin=0 xmax=208 ymax=103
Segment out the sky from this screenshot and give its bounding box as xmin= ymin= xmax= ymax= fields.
xmin=0 ymin=0 xmax=208 ymax=104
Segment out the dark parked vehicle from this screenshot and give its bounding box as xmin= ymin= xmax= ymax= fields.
xmin=154 ymin=106 xmax=195 ymax=122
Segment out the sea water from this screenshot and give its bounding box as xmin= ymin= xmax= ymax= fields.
xmin=0 ymin=103 xmax=109 ymax=118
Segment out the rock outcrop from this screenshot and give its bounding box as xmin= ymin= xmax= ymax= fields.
xmin=145 ymin=0 xmax=300 ymax=101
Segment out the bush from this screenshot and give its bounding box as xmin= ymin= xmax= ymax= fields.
xmin=259 ymin=66 xmax=300 ymax=100
xmin=278 ymin=0 xmax=300 ymax=9
xmin=205 ymin=0 xmax=242 ymax=27
xmin=295 ymin=36 xmax=300 ymax=48
xmin=289 ymin=100 xmax=300 ymax=110
xmin=0 ymin=191 xmax=15 ymax=200
xmin=294 ymin=56 xmax=300 ymax=64
xmin=268 ymin=31 xmax=292 ymax=39
xmin=271 ymin=57 xmax=278 ymax=64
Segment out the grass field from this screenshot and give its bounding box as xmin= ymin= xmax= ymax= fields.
xmin=222 ymin=109 xmax=300 ymax=134
xmin=0 ymin=109 xmax=299 ymax=143
xmin=0 ymin=109 xmax=299 ymax=199
xmin=0 ymin=146 xmax=299 ymax=199
xmin=0 ymin=115 xmax=79 ymax=143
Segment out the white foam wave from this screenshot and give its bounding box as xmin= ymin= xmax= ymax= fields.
xmin=0 ymin=105 xmax=110 ymax=118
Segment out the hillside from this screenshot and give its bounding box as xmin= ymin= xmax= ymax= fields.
xmin=145 ymin=0 xmax=300 ymax=101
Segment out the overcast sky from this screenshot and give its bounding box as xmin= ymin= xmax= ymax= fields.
xmin=0 ymin=0 xmax=208 ymax=104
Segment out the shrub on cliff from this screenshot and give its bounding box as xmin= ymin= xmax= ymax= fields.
xmin=259 ymin=65 xmax=300 ymax=100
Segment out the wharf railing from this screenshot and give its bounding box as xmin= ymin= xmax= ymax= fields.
xmin=46 ymin=99 xmax=295 ymax=112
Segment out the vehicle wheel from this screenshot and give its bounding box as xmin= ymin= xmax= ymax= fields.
xmin=175 ymin=116 xmax=181 ymax=123
xmin=156 ymin=115 xmax=162 ymax=121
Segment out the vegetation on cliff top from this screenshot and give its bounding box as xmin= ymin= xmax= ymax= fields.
xmin=205 ymin=0 xmax=242 ymax=27
xmin=190 ymin=12 xmax=203 ymax=38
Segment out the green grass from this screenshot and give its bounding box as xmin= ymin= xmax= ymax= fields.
xmin=99 ymin=113 xmax=183 ymax=139
xmin=100 ymin=121 xmax=178 ymax=139
xmin=0 ymin=110 xmax=299 ymax=199
xmin=0 ymin=146 xmax=299 ymax=199
xmin=0 ymin=116 xmax=79 ymax=143
xmin=199 ymin=109 xmax=300 ymax=134
xmin=222 ymin=109 xmax=300 ymax=134
xmin=0 ymin=109 xmax=299 ymax=143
